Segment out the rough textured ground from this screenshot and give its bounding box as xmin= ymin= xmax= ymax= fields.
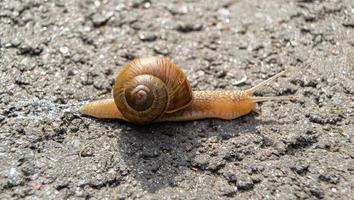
xmin=0 ymin=0 xmax=353 ymax=199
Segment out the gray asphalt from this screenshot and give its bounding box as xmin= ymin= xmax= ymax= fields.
xmin=0 ymin=0 xmax=353 ymax=199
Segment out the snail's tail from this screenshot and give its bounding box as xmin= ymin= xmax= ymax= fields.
xmin=80 ymin=99 xmax=125 ymax=119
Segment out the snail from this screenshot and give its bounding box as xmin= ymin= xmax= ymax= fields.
xmin=79 ymin=56 xmax=292 ymax=124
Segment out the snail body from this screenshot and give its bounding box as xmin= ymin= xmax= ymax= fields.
xmin=80 ymin=56 xmax=292 ymax=124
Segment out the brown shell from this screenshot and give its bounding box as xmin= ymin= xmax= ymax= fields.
xmin=113 ymin=56 xmax=193 ymax=124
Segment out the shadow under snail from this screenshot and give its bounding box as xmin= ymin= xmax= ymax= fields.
xmin=80 ymin=56 xmax=293 ymax=124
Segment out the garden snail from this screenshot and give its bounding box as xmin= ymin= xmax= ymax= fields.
xmin=80 ymin=56 xmax=292 ymax=124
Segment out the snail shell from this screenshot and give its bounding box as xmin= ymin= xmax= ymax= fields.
xmin=113 ymin=56 xmax=193 ymax=124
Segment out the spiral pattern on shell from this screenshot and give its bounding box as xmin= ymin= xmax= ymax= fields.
xmin=113 ymin=56 xmax=193 ymax=124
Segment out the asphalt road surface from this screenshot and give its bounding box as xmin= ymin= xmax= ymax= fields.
xmin=0 ymin=0 xmax=353 ymax=199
